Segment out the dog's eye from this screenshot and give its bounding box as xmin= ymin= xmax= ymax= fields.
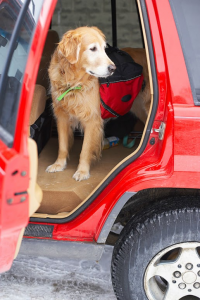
xmin=90 ymin=46 xmax=97 ymax=52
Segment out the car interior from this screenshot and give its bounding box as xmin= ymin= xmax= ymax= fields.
xmin=29 ymin=0 xmax=153 ymax=220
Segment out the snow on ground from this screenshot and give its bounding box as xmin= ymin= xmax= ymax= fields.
xmin=0 ymin=245 xmax=116 ymax=300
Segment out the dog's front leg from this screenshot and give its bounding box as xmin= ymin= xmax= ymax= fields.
xmin=73 ymin=118 xmax=103 ymax=181
xmin=46 ymin=111 xmax=73 ymax=173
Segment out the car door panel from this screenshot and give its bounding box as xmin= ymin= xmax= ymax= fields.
xmin=0 ymin=0 xmax=55 ymax=273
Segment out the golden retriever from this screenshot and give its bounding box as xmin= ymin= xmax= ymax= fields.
xmin=46 ymin=26 xmax=116 ymax=181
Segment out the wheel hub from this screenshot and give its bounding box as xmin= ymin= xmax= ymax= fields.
xmin=182 ymin=271 xmax=197 ymax=284
xmin=144 ymin=242 xmax=200 ymax=299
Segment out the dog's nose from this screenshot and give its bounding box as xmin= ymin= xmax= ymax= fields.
xmin=108 ymin=64 xmax=116 ymax=74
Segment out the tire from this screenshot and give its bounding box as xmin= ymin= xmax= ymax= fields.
xmin=111 ymin=196 xmax=200 ymax=300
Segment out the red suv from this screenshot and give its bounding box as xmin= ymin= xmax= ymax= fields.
xmin=0 ymin=0 xmax=200 ymax=299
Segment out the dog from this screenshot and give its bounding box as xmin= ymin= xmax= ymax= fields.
xmin=46 ymin=26 xmax=116 ymax=181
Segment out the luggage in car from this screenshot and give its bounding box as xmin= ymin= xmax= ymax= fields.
xmin=100 ymin=44 xmax=144 ymax=119
xmin=30 ymin=99 xmax=52 ymax=154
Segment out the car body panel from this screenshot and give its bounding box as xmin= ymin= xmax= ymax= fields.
xmin=0 ymin=0 xmax=57 ymax=272
xmin=35 ymin=0 xmax=199 ymax=242
xmin=26 ymin=0 xmax=173 ymax=242
xmin=25 ymin=0 xmax=199 ymax=244
xmin=0 ymin=0 xmax=200 ymax=272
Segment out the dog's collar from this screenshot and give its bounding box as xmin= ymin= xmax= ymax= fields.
xmin=57 ymin=86 xmax=82 ymax=101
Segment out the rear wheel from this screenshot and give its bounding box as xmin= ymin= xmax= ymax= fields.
xmin=111 ymin=196 xmax=200 ymax=300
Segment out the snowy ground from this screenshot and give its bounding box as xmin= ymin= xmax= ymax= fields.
xmin=0 ymin=245 xmax=116 ymax=300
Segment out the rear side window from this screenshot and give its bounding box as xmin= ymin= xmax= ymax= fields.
xmin=0 ymin=0 xmax=43 ymax=147
xmin=169 ymin=0 xmax=200 ymax=106
xmin=52 ymin=0 xmax=143 ymax=49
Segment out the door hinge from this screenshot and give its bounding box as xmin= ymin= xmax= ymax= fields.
xmin=154 ymin=122 xmax=166 ymax=140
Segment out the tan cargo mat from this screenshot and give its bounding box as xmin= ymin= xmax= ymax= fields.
xmin=37 ymin=137 xmax=136 ymax=214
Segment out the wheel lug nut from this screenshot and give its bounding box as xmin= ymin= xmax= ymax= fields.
xmin=174 ymin=271 xmax=181 ymax=278
xmin=179 ymin=283 xmax=186 ymax=289
xmin=186 ymin=263 xmax=193 ymax=270
xmin=178 ymin=264 xmax=182 ymax=268
xmin=198 ymin=271 xmax=200 ymax=277
xmin=172 ymin=280 xmax=176 ymax=284
xmin=197 ymin=264 xmax=200 ymax=268
xmin=188 ymin=289 xmax=192 ymax=292
xmin=194 ymin=282 xmax=200 ymax=289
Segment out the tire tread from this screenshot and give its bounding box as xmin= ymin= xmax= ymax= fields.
xmin=111 ymin=196 xmax=200 ymax=300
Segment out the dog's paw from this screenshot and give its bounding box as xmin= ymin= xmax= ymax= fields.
xmin=73 ymin=170 xmax=90 ymax=181
xmin=46 ymin=163 xmax=66 ymax=173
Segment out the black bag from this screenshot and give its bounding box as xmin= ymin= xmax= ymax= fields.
xmin=100 ymin=45 xmax=144 ymax=119
xmin=30 ymin=99 xmax=52 ymax=154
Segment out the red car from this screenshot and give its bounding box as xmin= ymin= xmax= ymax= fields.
xmin=0 ymin=0 xmax=200 ymax=299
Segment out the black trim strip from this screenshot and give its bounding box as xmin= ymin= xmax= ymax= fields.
xmin=111 ymin=0 xmax=117 ymax=47
xmin=24 ymin=224 xmax=54 ymax=238
xmin=31 ymin=0 xmax=158 ymax=224
xmin=0 ymin=0 xmax=31 ymax=147
xmin=100 ymin=75 xmax=142 ymax=85
xmin=14 ymin=191 xmax=28 ymax=196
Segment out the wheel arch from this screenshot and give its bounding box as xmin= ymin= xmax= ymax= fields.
xmin=97 ymin=187 xmax=200 ymax=244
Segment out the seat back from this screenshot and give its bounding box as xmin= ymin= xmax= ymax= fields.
xmin=36 ymin=30 xmax=59 ymax=92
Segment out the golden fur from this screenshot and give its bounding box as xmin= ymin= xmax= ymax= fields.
xmin=46 ymin=26 xmax=115 ymax=181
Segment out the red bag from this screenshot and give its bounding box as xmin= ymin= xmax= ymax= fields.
xmin=100 ymin=45 xmax=144 ymax=119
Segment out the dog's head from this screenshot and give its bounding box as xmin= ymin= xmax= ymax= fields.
xmin=58 ymin=26 xmax=116 ymax=78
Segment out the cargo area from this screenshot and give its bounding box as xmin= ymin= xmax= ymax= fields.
xmin=37 ymin=134 xmax=140 ymax=214
xmin=30 ymin=0 xmax=151 ymax=218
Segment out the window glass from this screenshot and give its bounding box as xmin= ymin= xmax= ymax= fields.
xmin=0 ymin=0 xmax=44 ymax=147
xmin=169 ymin=0 xmax=200 ymax=106
xmin=52 ymin=0 xmax=143 ymax=48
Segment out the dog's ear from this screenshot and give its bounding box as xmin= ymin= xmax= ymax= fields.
xmin=58 ymin=30 xmax=81 ymax=64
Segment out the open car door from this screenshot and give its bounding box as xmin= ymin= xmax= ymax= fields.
xmin=0 ymin=0 xmax=55 ymax=273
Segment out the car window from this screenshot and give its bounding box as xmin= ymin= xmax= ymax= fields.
xmin=0 ymin=0 xmax=43 ymax=147
xmin=51 ymin=0 xmax=143 ymax=49
xmin=169 ymin=0 xmax=200 ymax=106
